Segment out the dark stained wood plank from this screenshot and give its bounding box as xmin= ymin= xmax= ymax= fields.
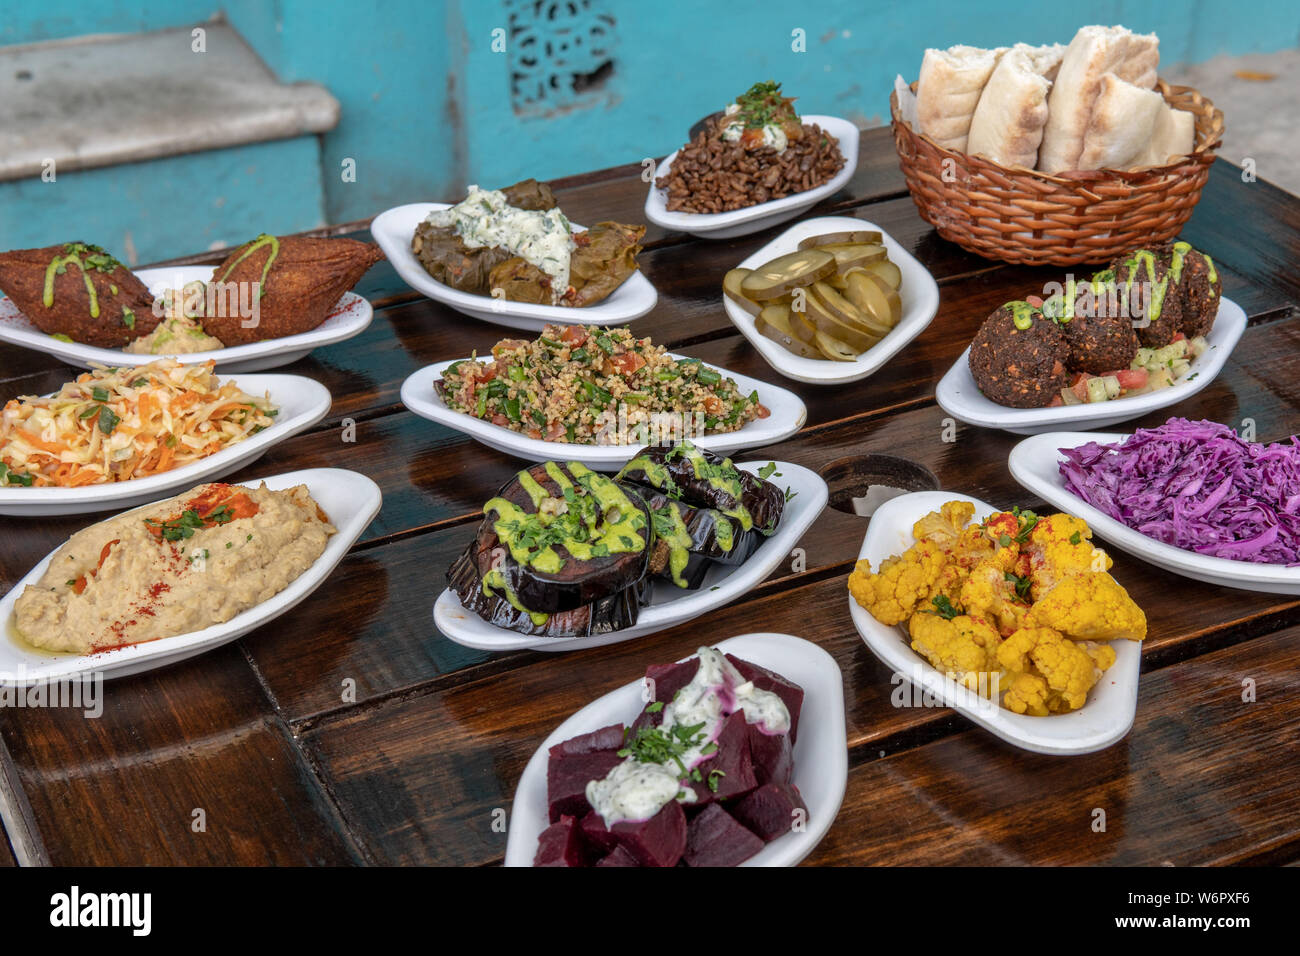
xmin=806 ymin=626 xmax=1300 ymax=866
xmin=0 ymin=644 xmax=364 ymax=865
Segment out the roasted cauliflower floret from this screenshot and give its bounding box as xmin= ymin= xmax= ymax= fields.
xmin=997 ymin=626 xmax=1110 ymax=714
xmin=1026 ymin=512 xmax=1110 ymax=596
xmin=849 ymin=541 xmax=952 ymax=627
xmin=908 ymin=612 xmax=1002 ymax=695
xmin=1027 ymin=572 xmax=1147 ymax=642
xmin=959 ymin=554 xmax=1028 ymax=636
xmin=912 ymin=500 xmax=975 ymax=546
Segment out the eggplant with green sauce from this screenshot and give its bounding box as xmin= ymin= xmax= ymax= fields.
xmin=616 ymin=442 xmax=785 ymax=537
xmin=448 ymin=544 xmax=647 ymax=638
xmin=448 ymin=461 xmax=654 ymax=636
xmin=625 ymin=483 xmax=762 ymax=590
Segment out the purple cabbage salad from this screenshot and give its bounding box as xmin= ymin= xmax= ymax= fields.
xmin=1058 ymin=418 xmax=1300 ymax=565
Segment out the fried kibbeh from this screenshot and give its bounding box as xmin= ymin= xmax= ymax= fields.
xmin=200 ymin=234 xmax=383 ymax=346
xmin=0 ymin=241 xmax=159 ymax=347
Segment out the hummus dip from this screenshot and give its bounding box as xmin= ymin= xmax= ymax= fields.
xmin=14 ymin=481 xmax=335 ymax=653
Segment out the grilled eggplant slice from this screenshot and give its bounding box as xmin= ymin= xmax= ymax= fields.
xmin=477 ymin=461 xmax=652 ymax=615
xmin=448 ymin=545 xmax=646 ymax=637
xmin=617 ymin=442 xmax=785 ymax=536
xmin=625 ymin=482 xmax=761 ymax=589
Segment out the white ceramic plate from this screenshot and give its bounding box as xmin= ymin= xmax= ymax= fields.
xmin=399 ymin=355 xmax=807 ymax=471
xmin=0 ymin=373 xmax=332 ymax=516
xmin=0 ymin=467 xmax=381 ymax=685
xmin=644 ymin=116 xmax=860 ymax=239
xmin=503 ymin=632 xmax=847 ymax=867
xmin=847 ymin=490 xmax=1141 ymax=755
xmin=721 ymin=216 xmax=940 ymax=385
xmin=369 ymin=203 xmax=658 ymax=332
xmin=935 ymin=296 xmax=1247 ymax=435
xmin=0 ymin=266 xmax=374 ymax=373
xmin=1011 ymin=430 xmax=1300 ymax=594
xmin=435 ymin=460 xmax=828 ymax=652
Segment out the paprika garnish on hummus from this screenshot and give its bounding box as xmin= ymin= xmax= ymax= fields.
xmin=14 ymin=481 xmax=335 ymax=653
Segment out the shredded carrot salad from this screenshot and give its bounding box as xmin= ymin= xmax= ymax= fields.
xmin=0 ymin=359 xmax=278 ymax=488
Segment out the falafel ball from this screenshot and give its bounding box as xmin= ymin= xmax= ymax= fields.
xmin=968 ymin=302 xmax=1071 ymax=408
xmin=1110 ymin=246 xmax=1184 ymax=348
xmin=1171 ymin=242 xmax=1220 ymax=339
xmin=1057 ymin=310 xmax=1140 ymax=375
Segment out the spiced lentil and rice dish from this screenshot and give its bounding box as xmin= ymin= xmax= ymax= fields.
xmin=656 ymin=81 xmax=846 ymax=214
xmin=436 ymin=324 xmax=770 ymax=445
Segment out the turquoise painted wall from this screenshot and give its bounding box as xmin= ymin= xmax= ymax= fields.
xmin=4 ymin=0 xmax=1299 ymax=247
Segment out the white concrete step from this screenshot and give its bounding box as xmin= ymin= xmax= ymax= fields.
xmin=0 ymin=18 xmax=339 ymax=183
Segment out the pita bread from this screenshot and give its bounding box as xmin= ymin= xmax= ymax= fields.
xmin=1038 ymin=25 xmax=1160 ymax=172
xmin=967 ymin=43 xmax=1066 ymax=169
xmin=1132 ymin=102 xmax=1196 ymax=167
xmin=1075 ymin=73 xmax=1165 ymax=170
xmin=916 ymin=45 xmax=1006 ymax=152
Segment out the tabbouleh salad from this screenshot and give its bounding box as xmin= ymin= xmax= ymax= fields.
xmin=436 ymin=324 xmax=770 ymax=445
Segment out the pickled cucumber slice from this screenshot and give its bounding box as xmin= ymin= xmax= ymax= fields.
xmin=802 ymin=291 xmax=879 ymax=351
xmin=739 ymin=249 xmax=837 ymax=300
xmin=796 ymin=230 xmax=884 ymax=249
xmin=755 ymin=304 xmax=821 ymax=359
xmin=847 ymin=259 xmax=902 ymax=291
xmin=813 ymin=329 xmax=859 ymax=362
xmin=723 ymin=268 xmax=762 ymax=316
xmin=810 ymin=281 xmax=892 ymax=338
xmin=845 ymin=271 xmax=902 ymax=328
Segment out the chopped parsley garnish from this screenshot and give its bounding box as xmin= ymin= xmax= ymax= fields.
xmin=645 ymin=701 xmax=664 ymax=714
xmin=96 ymin=406 xmax=120 ymax=435
xmin=758 ymin=462 xmax=778 ymax=480
xmin=146 ymin=505 xmax=234 ymax=541
xmin=1069 ymin=531 xmax=1082 ymax=546
xmin=1010 ymin=506 xmax=1040 ymax=542
xmin=0 ymin=463 xmax=33 ymax=487
xmin=618 ymin=720 xmax=709 ymax=777
xmin=927 ymin=595 xmax=961 ymax=620
xmin=1005 ymin=571 xmax=1033 ymax=602
xmin=784 ymin=487 xmax=798 ymax=502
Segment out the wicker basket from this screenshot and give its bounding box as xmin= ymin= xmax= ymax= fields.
xmin=889 ymin=79 xmax=1225 ymax=266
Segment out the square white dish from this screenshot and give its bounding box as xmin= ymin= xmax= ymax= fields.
xmin=644 ymin=116 xmax=860 ymax=240
xmin=721 ymin=215 xmax=940 ymax=385
xmin=503 ymin=631 xmax=847 ymax=867
xmin=847 ymin=490 xmax=1141 ymax=755
xmin=0 ymin=372 xmax=332 ymax=516
xmin=370 ymin=203 xmax=658 ymax=332
xmin=434 ymin=460 xmax=828 ymax=652
xmin=0 ymin=467 xmax=381 ymax=685
xmin=935 ymin=296 xmax=1247 ymax=435
xmin=1010 ymin=430 xmax=1300 ymax=594
xmin=399 ymin=354 xmax=807 ymax=471
xmin=0 ymin=265 xmax=374 ymax=373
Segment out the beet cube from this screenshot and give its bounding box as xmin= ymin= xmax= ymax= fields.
xmin=549 ymin=723 xmax=625 ymax=759
xmin=579 ymin=810 xmax=619 ymax=855
xmin=594 ymin=845 xmax=642 ymax=867
xmin=610 ymin=800 xmax=687 ymax=867
xmin=746 ymin=723 xmax=794 ymax=786
xmin=533 ymin=815 xmax=588 ymax=867
xmin=686 ymin=710 xmax=756 ymax=804
xmin=728 ymin=782 xmax=809 ymax=843
xmin=547 ymin=749 xmax=622 ymax=823
xmin=645 ymin=658 xmax=701 ymax=705
xmin=683 ymin=803 xmax=765 ymax=867
xmin=726 ymin=654 xmax=804 ymax=741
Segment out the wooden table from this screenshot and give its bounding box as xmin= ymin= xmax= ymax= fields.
xmin=1 ymin=127 xmax=1298 ymax=867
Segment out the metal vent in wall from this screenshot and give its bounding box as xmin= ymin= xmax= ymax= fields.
xmin=507 ymin=0 xmax=616 ymax=117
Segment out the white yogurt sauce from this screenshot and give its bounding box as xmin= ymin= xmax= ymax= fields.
xmin=585 ymin=645 xmax=791 ymax=826
xmin=426 ymin=185 xmax=575 ymax=304
xmin=719 ymin=103 xmax=790 ymax=154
